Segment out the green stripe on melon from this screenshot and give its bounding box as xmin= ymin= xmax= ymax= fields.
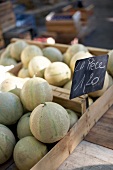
xmin=30 ymin=102 xmax=70 ymax=143
xmin=17 ymin=112 xmax=32 ymax=139
xmin=0 ymin=124 xmax=16 ymax=164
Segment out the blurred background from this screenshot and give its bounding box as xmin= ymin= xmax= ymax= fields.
xmin=0 ymin=0 xmax=113 ymax=49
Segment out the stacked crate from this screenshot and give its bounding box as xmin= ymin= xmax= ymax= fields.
xmin=0 ymin=27 xmax=4 ymax=49
xmin=45 ymin=4 xmax=95 ymax=44
xmin=0 ymin=1 xmax=16 ymax=33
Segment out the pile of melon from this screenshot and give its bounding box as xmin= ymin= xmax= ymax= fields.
xmin=0 ymin=40 xmax=113 ymax=169
xmin=0 ymin=74 xmax=79 ymax=170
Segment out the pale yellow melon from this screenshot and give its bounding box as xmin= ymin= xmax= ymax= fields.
xmin=70 ymin=51 xmax=93 ymax=73
xmin=20 ymin=77 xmax=53 ymax=111
xmin=30 ymin=102 xmax=70 ymax=143
xmin=89 ymin=71 xmax=109 ymax=98
xmin=21 ymin=45 xmax=43 ymax=68
xmin=107 ymin=50 xmax=113 ymax=76
xmin=44 ymin=62 xmax=71 ymax=86
xmin=13 ymin=136 xmax=48 ymax=170
xmin=63 ymin=80 xmax=72 ymax=90
xmin=108 ymin=74 xmax=113 ymax=88
xmin=28 ymin=56 xmax=51 ymax=78
xmin=63 ymin=43 xmax=88 ymax=65
xmin=18 ymin=67 xmax=30 ymax=78
xmin=0 ymin=57 xmax=17 ymax=66
xmin=0 ymin=77 xmax=29 ymax=92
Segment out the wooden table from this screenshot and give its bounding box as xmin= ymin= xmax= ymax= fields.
xmin=58 ymin=105 xmax=113 ymax=170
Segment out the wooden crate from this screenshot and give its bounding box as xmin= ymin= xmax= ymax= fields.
xmin=0 ymin=1 xmax=16 ymax=33
xmin=62 ymin=4 xmax=94 ymax=22
xmin=1 ymin=38 xmax=112 ymax=170
xmin=45 ymin=12 xmax=81 ymax=34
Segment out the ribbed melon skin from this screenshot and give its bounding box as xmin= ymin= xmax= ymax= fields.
xmin=30 ymin=102 xmax=70 ymax=143
xmin=11 ymin=40 xmax=28 ymax=61
xmin=13 ymin=136 xmax=48 ymax=170
xmin=20 ymin=77 xmax=53 ymax=111
xmin=0 ymin=124 xmax=16 ymax=164
xmin=17 ymin=112 xmax=32 ymax=139
xmin=0 ymin=92 xmax=23 ymax=125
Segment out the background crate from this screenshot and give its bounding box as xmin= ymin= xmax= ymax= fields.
xmin=0 ymin=1 xmax=16 ymax=33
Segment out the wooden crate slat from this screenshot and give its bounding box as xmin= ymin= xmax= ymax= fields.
xmin=11 ymin=38 xmax=110 ymax=55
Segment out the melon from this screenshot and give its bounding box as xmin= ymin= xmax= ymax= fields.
xmin=0 ymin=57 xmax=17 ymax=66
xmin=42 ymin=46 xmax=63 ymax=62
xmin=0 ymin=43 xmax=13 ymax=59
xmin=107 ymin=50 xmax=113 ymax=76
xmin=21 ymin=45 xmax=43 ymax=68
xmin=0 ymin=92 xmax=23 ymax=125
xmin=10 ymin=40 xmax=28 ymax=61
xmin=44 ymin=62 xmax=71 ymax=86
xmin=18 ymin=67 xmax=30 ymax=78
xmin=0 ymin=124 xmax=16 ymax=164
xmin=108 ymin=74 xmax=113 ymax=88
xmin=89 ymin=71 xmax=109 ymax=98
xmin=63 ymin=80 xmax=72 ymax=90
xmin=66 ymin=109 xmax=78 ymax=129
xmin=9 ymin=87 xmax=21 ymax=98
xmin=28 ymin=56 xmax=51 ymax=78
xmin=30 ymin=102 xmax=70 ymax=143
xmin=70 ymin=51 xmax=93 ymax=73
xmin=13 ymin=136 xmax=48 ymax=170
xmin=20 ymin=77 xmax=53 ymax=111
xmin=63 ymin=43 xmax=88 ymax=65
xmin=17 ymin=112 xmax=32 ymax=139
xmin=0 ymin=77 xmax=26 ymax=92
xmin=88 ymin=97 xmax=93 ymax=105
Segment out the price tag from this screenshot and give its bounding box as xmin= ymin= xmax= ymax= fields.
xmin=70 ymin=55 xmax=108 ymax=99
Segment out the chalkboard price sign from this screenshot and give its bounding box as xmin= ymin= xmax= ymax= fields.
xmin=70 ymin=55 xmax=108 ymax=99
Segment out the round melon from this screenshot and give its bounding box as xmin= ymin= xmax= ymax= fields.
xmin=107 ymin=50 xmax=113 ymax=76
xmin=89 ymin=71 xmax=109 ymax=98
xmin=30 ymin=102 xmax=70 ymax=143
xmin=0 ymin=124 xmax=16 ymax=164
xmin=0 ymin=77 xmax=26 ymax=92
xmin=42 ymin=46 xmax=63 ymax=62
xmin=9 ymin=87 xmax=21 ymax=98
xmin=28 ymin=56 xmax=51 ymax=78
xmin=21 ymin=45 xmax=43 ymax=68
xmin=13 ymin=136 xmax=48 ymax=170
xmin=88 ymin=97 xmax=93 ymax=106
xmin=0 ymin=69 xmax=15 ymax=84
xmin=108 ymin=74 xmax=113 ymax=88
xmin=70 ymin=51 xmax=93 ymax=73
xmin=17 ymin=112 xmax=32 ymax=139
xmin=10 ymin=40 xmax=28 ymax=61
xmin=0 ymin=57 xmax=17 ymax=66
xmin=1 ymin=43 xmax=13 ymax=59
xmin=20 ymin=77 xmax=53 ymax=111
xmin=66 ymin=109 xmax=78 ymax=129
xmin=18 ymin=67 xmax=30 ymax=78
xmin=63 ymin=43 xmax=88 ymax=65
xmin=63 ymin=80 xmax=72 ymax=90
xmin=44 ymin=62 xmax=71 ymax=86
xmin=0 ymin=92 xmax=23 ymax=125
